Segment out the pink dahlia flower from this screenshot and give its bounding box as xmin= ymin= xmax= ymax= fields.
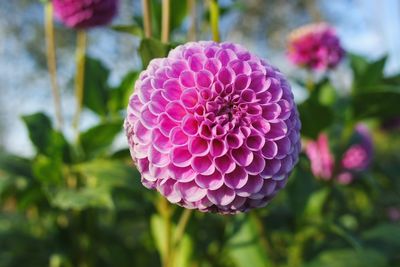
xmin=287 ymin=23 xmax=344 ymax=71
xmin=125 ymin=41 xmax=301 ymax=213
xmin=53 ymin=0 xmax=118 ymax=29
xmin=305 ymin=124 xmax=373 ymax=184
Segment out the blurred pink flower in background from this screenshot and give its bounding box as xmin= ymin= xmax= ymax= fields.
xmin=287 ymin=23 xmax=345 ymax=71
xmin=305 ymin=124 xmax=373 ymax=184
xmin=53 ymin=0 xmax=118 ymax=29
xmin=387 ymin=207 xmax=400 ymax=222
xmin=305 ymin=133 xmax=334 ymax=180
xmin=125 ymin=41 xmax=301 ymax=213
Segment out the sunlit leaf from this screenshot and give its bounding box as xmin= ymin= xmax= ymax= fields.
xmin=226 ymin=214 xmax=271 ymax=267
xmin=83 ymin=56 xmax=110 ymax=116
xmin=111 ymin=24 xmax=143 ymax=37
xmin=49 ymin=187 xmax=114 ymax=210
xmin=302 ymin=249 xmax=387 ymax=267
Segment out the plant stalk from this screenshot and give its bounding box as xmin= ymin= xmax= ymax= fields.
xmin=72 ymin=30 xmax=87 ymax=135
xmin=209 ymin=0 xmax=220 ymax=42
xmin=161 ymin=0 xmax=171 ymax=43
xmin=44 ymin=2 xmax=63 ymax=129
xmin=142 ymin=0 xmax=153 ymax=38
xmin=173 ymin=209 xmax=192 ymax=247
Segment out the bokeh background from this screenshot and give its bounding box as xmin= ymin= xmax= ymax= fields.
xmin=1 ymin=1 xmax=400 ymax=267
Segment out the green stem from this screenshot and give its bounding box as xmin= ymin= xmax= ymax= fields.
xmin=188 ymin=0 xmax=197 ymax=41
xmin=250 ymin=211 xmax=277 ymax=267
xmin=161 ymin=0 xmax=171 ymax=43
xmin=173 ymin=209 xmax=193 ymax=247
xmin=44 ymin=2 xmax=63 ymax=130
xmin=209 ymin=0 xmax=220 ymax=42
xmin=72 ymin=30 xmax=87 ymax=136
xmin=142 ymin=0 xmax=153 ymax=38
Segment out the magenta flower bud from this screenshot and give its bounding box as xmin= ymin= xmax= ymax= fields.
xmin=287 ymin=23 xmax=344 ymax=71
xmin=341 ymin=124 xmax=373 ymax=171
xmin=304 ymin=133 xmax=334 ymax=180
xmin=125 ymin=41 xmax=301 ymax=213
xmin=53 ymin=0 xmax=118 ymax=29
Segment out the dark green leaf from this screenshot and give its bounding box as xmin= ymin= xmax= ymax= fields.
xmin=362 ymin=223 xmax=400 ymax=257
xmin=298 ymin=98 xmax=334 ymax=139
xmin=21 ymin=113 xmax=70 ymax=160
xmin=170 ymin=0 xmax=188 ymax=32
xmin=83 ymin=56 xmax=110 ymax=116
xmin=286 ymin=157 xmax=317 ymax=217
xmin=21 ymin=113 xmax=52 ymax=155
xmin=351 ymin=54 xmax=388 ymax=93
xmin=139 ymin=38 xmax=171 ymax=68
xmin=0 ymin=153 xmax=33 ymax=178
xmin=352 ymin=91 xmax=400 ymax=119
xmin=80 ymin=120 xmax=123 ymax=158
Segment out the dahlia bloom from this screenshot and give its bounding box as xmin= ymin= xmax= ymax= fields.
xmin=287 ymin=23 xmax=344 ymax=71
xmin=305 ymin=124 xmax=373 ymax=184
xmin=125 ymin=41 xmax=301 ymax=213
xmin=53 ymin=0 xmax=118 ymax=29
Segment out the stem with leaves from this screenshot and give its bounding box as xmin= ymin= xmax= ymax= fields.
xmin=209 ymin=0 xmax=220 ymax=42
xmin=72 ymin=30 xmax=87 ymax=136
xmin=142 ymin=0 xmax=153 ymax=38
xmin=44 ymin=2 xmax=63 ymax=129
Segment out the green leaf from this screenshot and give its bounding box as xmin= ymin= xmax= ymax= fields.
xmin=21 ymin=113 xmax=52 ymax=155
xmin=298 ymin=98 xmax=334 ymax=139
xmin=226 ymin=214 xmax=271 ymax=267
xmin=303 ymin=249 xmax=387 ymax=267
xmin=362 ymin=223 xmax=400 ymax=257
xmin=303 ymin=187 xmax=330 ymax=221
xmin=352 ymin=91 xmax=400 ymax=119
xmin=80 ymin=120 xmax=123 ymax=158
xmin=170 ymin=0 xmax=188 ymax=32
xmin=83 ymin=56 xmax=110 ymax=116
xmin=139 ymin=38 xmax=171 ymax=68
xmin=49 ymin=187 xmax=114 ymax=210
xmin=286 ymin=157 xmax=317 ymax=218
xmin=74 ymin=159 xmax=139 ymax=188
xmin=32 ymin=155 xmax=63 ymax=186
xmin=111 ymin=24 xmax=143 ymax=37
xmin=108 ymin=71 xmax=139 ymax=113
xmin=350 ymin=54 xmax=388 ymax=93
xmin=150 ymin=214 xmax=193 ymax=267
xmin=21 ymin=113 xmax=71 ymax=161
xmin=0 ymin=153 xmax=33 ymax=178
xmin=151 ymin=214 xmax=167 ymax=262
